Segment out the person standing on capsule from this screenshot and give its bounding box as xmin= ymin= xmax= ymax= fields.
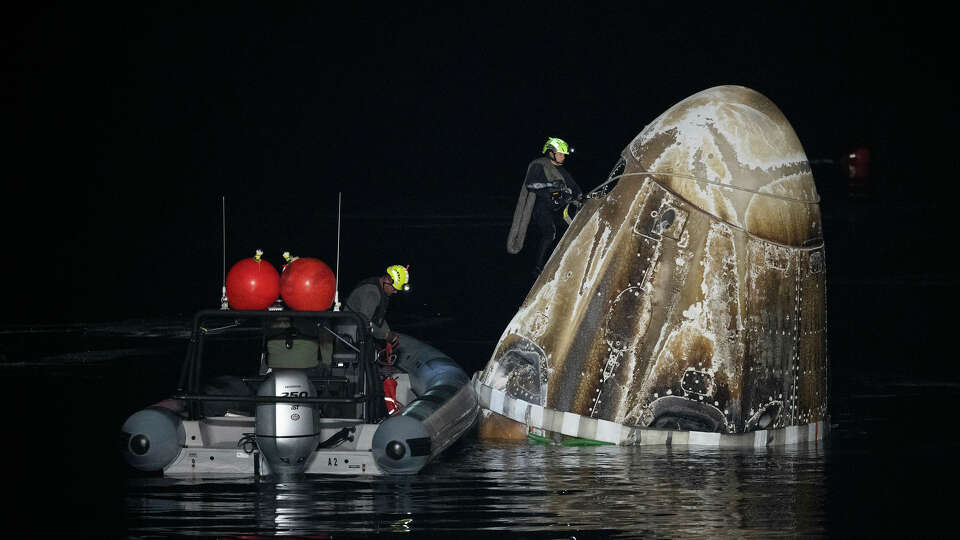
xmin=526 ymin=137 xmax=583 ymax=274
xmin=508 ymin=137 xmax=583 ymax=276
xmin=345 ymin=265 xmax=410 ymax=347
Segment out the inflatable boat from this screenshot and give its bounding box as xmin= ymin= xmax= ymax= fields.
xmin=120 ymin=308 xmax=479 ymax=477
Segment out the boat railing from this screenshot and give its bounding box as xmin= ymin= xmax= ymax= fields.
xmin=171 ymin=393 xmax=366 ymax=405
xmin=178 ymin=308 xmax=383 ymax=422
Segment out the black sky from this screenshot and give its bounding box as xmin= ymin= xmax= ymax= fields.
xmin=3 ymin=2 xmax=954 ymax=323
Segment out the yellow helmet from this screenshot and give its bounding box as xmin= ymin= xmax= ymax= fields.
xmin=542 ymin=137 xmax=573 ymax=155
xmin=386 ymin=265 xmax=411 ymax=292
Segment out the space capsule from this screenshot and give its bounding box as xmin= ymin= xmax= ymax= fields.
xmin=476 ymin=86 xmax=828 ymax=446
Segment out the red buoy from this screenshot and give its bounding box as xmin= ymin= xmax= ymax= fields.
xmin=225 ymin=255 xmax=280 ymax=310
xmin=280 ymin=257 xmax=336 ymax=311
xmin=846 ymin=146 xmax=871 ymax=179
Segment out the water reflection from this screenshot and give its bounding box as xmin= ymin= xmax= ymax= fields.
xmin=126 ymin=439 xmax=826 ymax=537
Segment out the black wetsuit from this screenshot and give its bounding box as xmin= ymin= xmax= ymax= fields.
xmin=345 ymin=277 xmax=392 ymax=340
xmin=523 ymin=157 xmax=582 ymax=272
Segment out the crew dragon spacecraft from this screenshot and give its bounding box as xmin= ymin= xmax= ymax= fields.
xmin=476 ymin=86 xmax=828 ymax=446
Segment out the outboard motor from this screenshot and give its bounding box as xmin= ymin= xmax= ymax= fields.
xmin=255 ymin=369 xmax=321 ymax=478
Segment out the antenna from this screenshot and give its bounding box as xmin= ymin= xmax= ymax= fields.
xmin=220 ymin=196 xmax=229 ymax=310
xmin=333 ymin=192 xmax=342 ymax=311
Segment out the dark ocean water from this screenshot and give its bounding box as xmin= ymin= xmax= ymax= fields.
xmin=2 ymin=314 xmax=957 ymax=539
xmin=3 ymin=172 xmax=957 ymax=538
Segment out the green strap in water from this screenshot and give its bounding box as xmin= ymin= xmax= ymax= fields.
xmin=526 ymin=432 xmax=613 ymax=446
xmin=527 ymin=432 xmax=551 ymax=445
xmin=562 ymin=437 xmax=614 ymax=447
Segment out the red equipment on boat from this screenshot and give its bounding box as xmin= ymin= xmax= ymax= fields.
xmin=225 ymin=255 xmax=280 ymax=310
xmin=280 ymin=257 xmax=336 ymax=311
xmin=383 ymin=377 xmax=400 ymax=415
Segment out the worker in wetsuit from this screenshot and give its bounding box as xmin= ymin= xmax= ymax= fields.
xmin=523 ymin=137 xmax=582 ymax=275
xmin=345 ymin=265 xmax=411 ymax=417
xmin=345 ymin=264 xmax=410 ymax=347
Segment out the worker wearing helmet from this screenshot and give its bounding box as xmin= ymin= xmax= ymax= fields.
xmin=506 ymin=137 xmax=583 ymax=275
xmin=345 ymin=265 xmax=410 ymax=346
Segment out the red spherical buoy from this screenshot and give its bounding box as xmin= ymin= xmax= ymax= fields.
xmin=279 ymin=257 xmax=336 ymax=311
xmin=225 ymin=255 xmax=280 ymax=310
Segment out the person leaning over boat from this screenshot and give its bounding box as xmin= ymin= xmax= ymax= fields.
xmin=344 ymin=265 xmax=411 ymax=347
xmin=507 ymin=137 xmax=583 ymax=276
